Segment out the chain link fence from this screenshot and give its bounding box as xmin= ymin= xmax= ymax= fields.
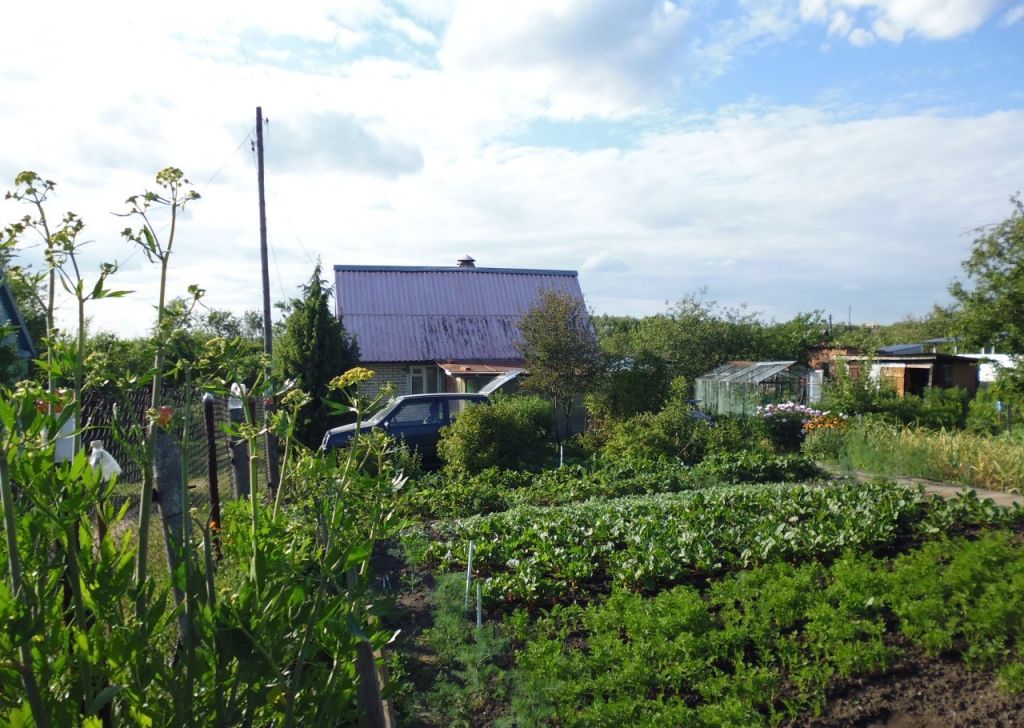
xmin=80 ymin=388 xmax=269 ymax=493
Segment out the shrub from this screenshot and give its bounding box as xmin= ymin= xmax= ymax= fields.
xmin=438 ymin=394 xmax=553 ymax=474
xmin=702 ymin=415 xmax=769 ymax=456
xmin=968 ymin=387 xmax=1010 ymax=434
xmin=601 ymin=408 xmax=710 ymax=464
xmin=755 ymin=402 xmax=824 ymax=453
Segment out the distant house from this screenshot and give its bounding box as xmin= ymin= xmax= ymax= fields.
xmin=333 ymin=256 xmax=587 ymax=398
xmin=806 ymin=345 xmax=861 ymax=379
xmin=841 ymin=352 xmax=978 ymax=397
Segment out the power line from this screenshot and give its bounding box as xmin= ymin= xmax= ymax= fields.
xmin=204 ymin=128 xmax=256 ymax=188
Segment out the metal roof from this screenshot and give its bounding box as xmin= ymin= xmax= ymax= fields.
xmin=335 ymin=265 xmax=584 ymax=362
xmin=844 ymin=353 xmax=979 ymax=364
xmin=878 ymin=343 xmax=925 ymax=355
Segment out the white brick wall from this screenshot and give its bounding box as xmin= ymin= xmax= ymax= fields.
xmin=359 ymin=363 xmax=409 ymax=399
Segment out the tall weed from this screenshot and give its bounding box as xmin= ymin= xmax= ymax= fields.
xmin=824 ymin=417 xmax=1024 ymax=493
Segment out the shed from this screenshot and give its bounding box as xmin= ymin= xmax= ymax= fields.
xmin=695 ymin=361 xmax=813 ymax=416
xmin=842 ymin=353 xmax=978 ymax=397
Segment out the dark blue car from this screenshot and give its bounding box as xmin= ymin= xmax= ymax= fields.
xmin=321 ymin=369 xmax=523 ymax=463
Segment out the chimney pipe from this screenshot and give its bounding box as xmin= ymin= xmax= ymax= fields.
xmin=457 ymin=255 xmax=476 ymax=268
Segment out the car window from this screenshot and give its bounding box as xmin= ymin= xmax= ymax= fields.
xmin=390 ymin=401 xmax=442 ymax=425
xmin=448 ymin=398 xmax=482 ymax=422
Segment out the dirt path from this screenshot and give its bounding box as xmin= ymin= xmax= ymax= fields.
xmin=822 ymin=465 xmax=1024 ymax=508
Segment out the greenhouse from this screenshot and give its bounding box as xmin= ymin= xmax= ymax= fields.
xmin=694 ymin=361 xmax=813 ymax=416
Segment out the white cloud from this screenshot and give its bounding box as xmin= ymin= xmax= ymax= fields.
xmin=693 ymin=1 xmax=803 ymax=78
xmin=438 ymin=0 xmax=691 ymax=120
xmin=1002 ymin=3 xmax=1024 ymax=25
xmin=806 ymin=0 xmax=1011 ymax=45
xmin=848 ymin=27 xmax=876 ymax=45
xmin=828 ymin=10 xmax=855 ymax=35
xmin=1 ymin=1 xmax=1022 ymax=338
xmin=800 ymin=0 xmax=830 ymax=22
xmin=582 ymin=252 xmax=631 ymax=273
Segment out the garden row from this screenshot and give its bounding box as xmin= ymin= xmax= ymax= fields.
xmin=501 ymin=530 xmax=1024 ymax=726
xmin=402 ymin=451 xmax=823 ymax=520
xmin=407 ymin=480 xmax=1024 ymax=606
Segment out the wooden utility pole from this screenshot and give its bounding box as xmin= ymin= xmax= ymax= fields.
xmin=256 ymin=106 xmax=280 ymax=493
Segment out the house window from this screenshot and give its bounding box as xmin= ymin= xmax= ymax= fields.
xmin=409 ymin=366 xmax=428 ymax=395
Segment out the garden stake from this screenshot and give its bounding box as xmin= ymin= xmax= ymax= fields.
xmin=476 ymin=582 xmax=483 ymax=629
xmin=203 ymin=393 xmax=222 ymax=560
xmin=465 ymin=541 xmax=475 ymax=611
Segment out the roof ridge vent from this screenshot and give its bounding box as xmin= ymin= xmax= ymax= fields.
xmin=457 ymin=255 xmax=476 ymax=268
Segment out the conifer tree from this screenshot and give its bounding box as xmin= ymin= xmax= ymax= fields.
xmin=277 ymin=263 xmax=358 ymax=448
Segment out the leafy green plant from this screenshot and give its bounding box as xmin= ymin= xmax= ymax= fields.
xmin=0 ymin=166 xmax=410 ymax=727
xmin=438 ymin=394 xmax=553 ymax=474
xmin=690 ymin=451 xmax=822 ymax=484
xmin=416 ymin=574 xmax=511 ymax=727
xmin=413 ymin=480 xmax=1016 ymax=607
xmin=506 ymin=531 xmax=1024 ymax=727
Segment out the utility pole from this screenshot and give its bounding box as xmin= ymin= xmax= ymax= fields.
xmin=256 ymin=106 xmax=280 ymax=493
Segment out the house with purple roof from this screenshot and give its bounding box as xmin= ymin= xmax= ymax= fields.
xmin=334 ymin=256 xmax=587 ymax=397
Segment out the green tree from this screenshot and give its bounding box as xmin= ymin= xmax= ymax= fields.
xmin=276 ymin=263 xmax=358 ymax=448
xmin=950 ymin=196 xmax=1024 ymax=354
xmin=830 ymin=308 xmax=959 ymax=351
xmin=516 ymin=289 xmax=603 ymax=442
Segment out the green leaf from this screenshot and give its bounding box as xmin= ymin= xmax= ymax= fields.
xmin=87 ymin=685 xmax=124 ymax=715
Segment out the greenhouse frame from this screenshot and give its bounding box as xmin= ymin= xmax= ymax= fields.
xmin=694 ymin=361 xmax=812 ymax=416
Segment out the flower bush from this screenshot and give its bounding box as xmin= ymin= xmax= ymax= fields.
xmin=755 ymin=402 xmax=826 ymax=452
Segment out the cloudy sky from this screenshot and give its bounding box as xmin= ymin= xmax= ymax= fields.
xmin=2 ymin=0 xmax=1022 ymax=336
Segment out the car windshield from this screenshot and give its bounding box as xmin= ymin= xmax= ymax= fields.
xmin=365 ymin=399 xmax=398 ymax=425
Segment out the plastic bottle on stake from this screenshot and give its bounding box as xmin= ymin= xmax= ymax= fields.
xmin=88 ymin=440 xmax=122 ymax=489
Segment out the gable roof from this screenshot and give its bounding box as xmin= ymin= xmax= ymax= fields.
xmin=334 ymin=264 xmax=584 ymax=363
xmin=697 ymin=361 xmax=807 ymax=384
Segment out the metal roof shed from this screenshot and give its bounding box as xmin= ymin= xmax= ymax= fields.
xmin=695 ymin=361 xmax=812 ymax=416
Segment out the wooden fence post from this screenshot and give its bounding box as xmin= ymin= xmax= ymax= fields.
xmin=348 ymin=567 xmax=392 ymax=728
xmin=228 ymin=405 xmax=250 ymax=498
xmin=155 ymin=426 xmax=189 ymax=643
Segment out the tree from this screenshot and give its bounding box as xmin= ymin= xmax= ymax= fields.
xmin=276 ymin=263 xmax=359 ymax=448
xmin=950 ymin=196 xmax=1024 ymax=354
xmin=516 ymin=289 xmax=603 ymax=442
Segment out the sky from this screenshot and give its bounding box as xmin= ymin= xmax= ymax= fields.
xmin=1 ymin=0 xmax=1022 ymax=337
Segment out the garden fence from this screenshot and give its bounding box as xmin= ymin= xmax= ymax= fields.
xmin=80 ymin=388 xmax=269 ymax=492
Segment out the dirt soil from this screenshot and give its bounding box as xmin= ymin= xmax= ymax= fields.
xmin=788 ymin=648 xmax=1024 ymax=728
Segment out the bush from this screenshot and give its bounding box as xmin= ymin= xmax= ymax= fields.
xmin=755 ymin=402 xmax=824 ymax=453
xmin=877 ymin=387 xmax=968 ymax=430
xmin=967 ymin=386 xmax=1021 ymax=435
xmin=702 ymin=415 xmax=769 ymax=456
xmin=438 ymin=394 xmax=554 ymax=474
xmin=601 ymin=408 xmax=709 ymax=464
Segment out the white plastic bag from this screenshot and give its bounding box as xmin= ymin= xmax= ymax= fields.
xmin=88 ymin=440 xmax=123 ymax=481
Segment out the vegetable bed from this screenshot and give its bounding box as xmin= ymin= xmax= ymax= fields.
xmin=412 ymin=481 xmax=1023 ymax=606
